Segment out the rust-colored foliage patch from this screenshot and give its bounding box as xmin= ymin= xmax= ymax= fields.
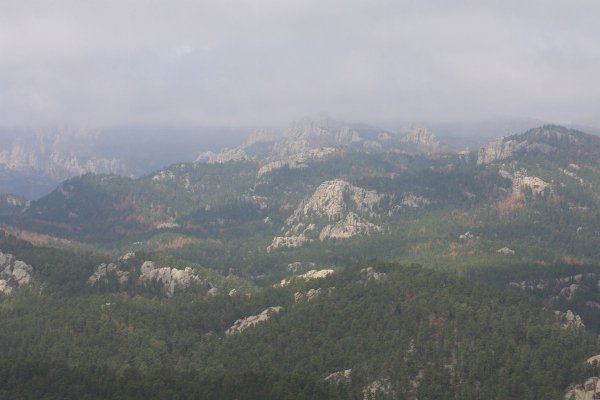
xmin=497 ymin=192 xmax=525 ymax=216
xmin=156 ymin=236 xmax=194 ymax=250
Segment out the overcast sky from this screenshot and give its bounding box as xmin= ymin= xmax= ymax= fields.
xmin=1 ymin=0 xmax=599 ymax=127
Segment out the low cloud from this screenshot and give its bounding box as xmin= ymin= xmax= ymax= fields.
xmin=1 ymin=0 xmax=599 ymax=126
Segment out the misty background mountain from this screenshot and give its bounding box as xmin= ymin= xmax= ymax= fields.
xmin=5 ymin=116 xmax=600 ymax=199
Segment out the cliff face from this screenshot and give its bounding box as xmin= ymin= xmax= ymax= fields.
xmin=268 ymin=180 xmax=385 ymax=251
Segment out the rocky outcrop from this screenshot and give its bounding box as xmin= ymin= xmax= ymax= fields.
xmin=267 ymin=235 xmax=312 ymax=253
xmin=138 ymin=261 xmax=201 ymax=297
xmin=400 ymin=194 xmax=431 ymax=208
xmin=287 ymin=261 xmax=317 ymax=273
xmin=87 ymin=260 xmax=203 ymax=296
xmin=555 ymin=310 xmax=585 ymax=329
xmin=319 ymin=212 xmax=382 ymax=240
xmin=361 ymin=267 xmax=386 ymax=281
xmin=399 ymin=127 xmax=441 ymax=154
xmin=566 ymin=377 xmax=600 ymax=399
xmin=459 ymin=231 xmax=478 ymax=240
xmin=477 ymin=125 xmax=597 ymax=165
xmin=0 ymin=250 xmax=33 ymax=294
xmin=0 ymin=131 xmax=126 ymax=182
xmin=225 ymin=306 xmax=283 ymax=335
xmin=87 ymin=263 xmax=129 ymax=286
xmin=196 ymin=117 xmax=448 ymax=178
xmin=290 ymin=180 xmax=383 ymax=221
xmin=565 ymin=355 xmax=600 ymax=399
xmin=497 ymin=247 xmax=515 ymax=255
xmin=269 ymin=180 xmax=385 ymax=250
xmin=500 ymin=168 xmax=551 ymax=196
xmin=279 ymin=269 xmax=335 ymax=286
xmin=560 ymin=284 xmax=584 ymax=301
xmin=197 ymin=148 xmax=250 ymax=164
xmin=477 ymin=137 xmax=521 ymax=165
xmin=324 ymin=369 xmax=352 ymax=385
xmin=509 ymin=273 xmax=597 ymax=293
xmin=477 ymin=134 xmax=554 ymax=165
xmin=363 ymin=378 xmax=394 ymax=400
xmin=293 ymin=288 xmax=323 ymax=303
xmin=0 ymin=194 xmax=29 ymax=213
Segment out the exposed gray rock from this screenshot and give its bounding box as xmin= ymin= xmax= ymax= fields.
xmin=0 ymin=280 xmax=12 ymax=295
xmin=361 ymin=267 xmax=387 ymax=281
xmin=0 ymin=250 xmax=33 ymax=294
xmin=566 ymin=376 xmax=600 ymax=400
xmin=269 ymin=180 xmax=385 ymax=250
xmin=290 ymin=180 xmax=383 ymax=221
xmin=225 ymin=306 xmax=283 ymax=335
xmin=500 ymin=168 xmax=551 ymax=196
xmin=399 ymin=127 xmax=441 ymax=154
xmin=119 ymin=252 xmax=136 ymax=261
xmin=477 ymin=126 xmax=587 ymax=165
xmin=477 ymin=137 xmax=521 ymax=165
xmin=555 ymin=309 xmax=585 ymax=329
xmin=363 ymin=378 xmax=394 ymax=400
xmin=559 ymin=284 xmax=584 ymax=301
xmin=0 ymin=130 xmax=126 ymax=181
xmin=138 ymin=261 xmax=201 ymax=297
xmin=497 ymin=247 xmax=515 ymax=255
xmin=267 ymin=234 xmax=313 ymax=253
xmin=587 ymin=355 xmax=600 ymax=365
xmin=319 ymin=212 xmax=382 ymax=240
xmin=400 ymin=193 xmax=431 ymax=208
xmin=324 ymin=369 xmax=352 ymax=385
xmin=278 ymin=269 xmax=335 ymax=286
xmin=459 ymin=231 xmax=477 ymax=240
xmin=195 ymin=148 xmax=250 ymax=164
xmin=293 ymin=288 xmax=325 ymax=303
xmin=87 ymin=263 xmax=129 ymax=286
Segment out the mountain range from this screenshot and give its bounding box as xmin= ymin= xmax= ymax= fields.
xmin=2 ymin=119 xmax=600 ymax=398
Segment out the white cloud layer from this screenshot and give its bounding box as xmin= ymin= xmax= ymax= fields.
xmin=1 ymin=0 xmax=599 ymax=126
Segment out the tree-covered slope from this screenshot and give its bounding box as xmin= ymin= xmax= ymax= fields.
xmin=0 ymin=263 xmax=598 ymax=399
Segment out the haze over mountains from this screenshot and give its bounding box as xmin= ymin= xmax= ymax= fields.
xmin=2 ymin=0 xmax=600 ymax=397
xmin=2 ymin=115 xmax=590 ymax=199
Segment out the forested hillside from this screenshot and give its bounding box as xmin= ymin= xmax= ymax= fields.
xmin=2 ymin=124 xmax=600 ymax=398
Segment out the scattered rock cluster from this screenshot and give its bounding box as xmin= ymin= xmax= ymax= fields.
xmin=87 ymin=260 xmax=203 ymax=297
